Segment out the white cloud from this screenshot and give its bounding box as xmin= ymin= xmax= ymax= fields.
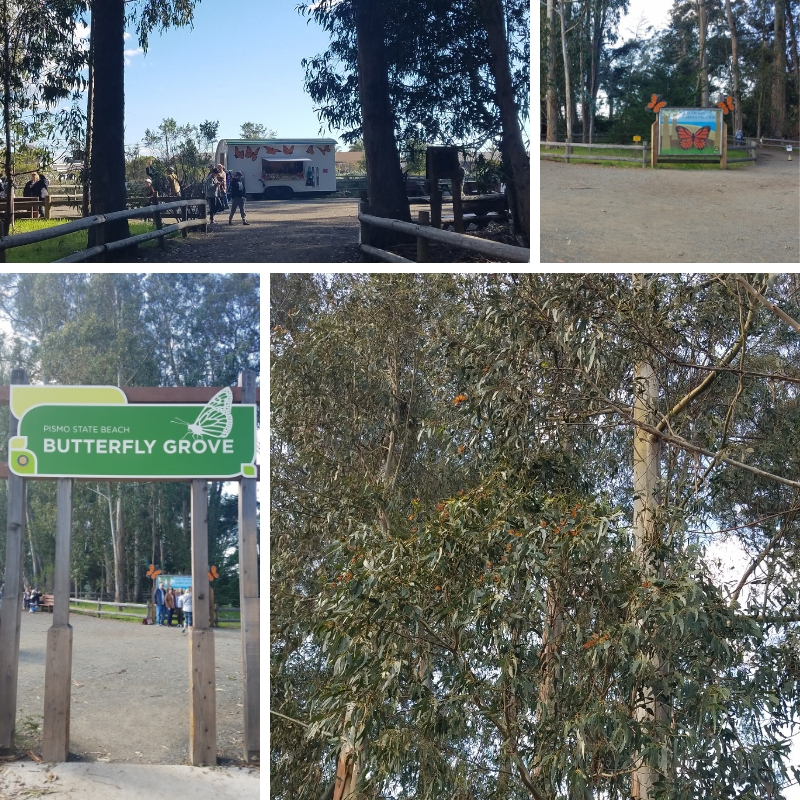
xmin=124 ymin=31 xmax=132 ymax=41
xmin=124 ymin=47 xmax=144 ymax=66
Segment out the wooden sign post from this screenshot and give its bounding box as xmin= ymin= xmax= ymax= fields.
xmin=651 ymin=120 xmax=659 ymax=169
xmin=0 ymin=369 xmax=27 ymax=754
xmin=426 ymin=146 xmax=464 ymax=232
xmin=720 ymin=122 xmax=728 ymax=170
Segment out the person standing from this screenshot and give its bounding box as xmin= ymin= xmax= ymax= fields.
xmin=215 ymin=164 xmax=229 ymax=210
xmin=228 ymin=171 xmax=249 ymax=225
xmin=204 ymin=167 xmax=219 ymax=225
xmin=165 ymin=586 xmax=176 ymax=627
xmin=182 ymin=586 xmax=193 ymax=632
xmin=145 ymin=178 xmax=159 ymax=205
xmin=23 ymin=588 xmax=30 ymax=611
xmin=175 ymin=588 xmax=185 ymax=629
xmin=166 ymin=167 xmax=182 ymax=198
xmin=29 ymin=588 xmax=41 ymax=612
xmin=154 ymin=581 xmax=166 ymax=626
xmin=23 ymin=171 xmax=49 ymax=218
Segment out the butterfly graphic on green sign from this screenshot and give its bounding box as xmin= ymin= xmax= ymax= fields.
xmin=9 ymin=386 xmax=257 ymax=479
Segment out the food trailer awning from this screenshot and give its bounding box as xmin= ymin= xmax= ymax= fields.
xmin=261 ymin=157 xmax=313 ymax=162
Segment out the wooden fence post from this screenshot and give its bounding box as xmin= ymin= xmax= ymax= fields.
xmin=154 ymin=208 xmax=165 ymax=249
xmin=0 ymin=368 xmax=28 ymax=754
xmin=44 ymin=195 xmax=51 ymax=220
xmin=452 ymin=173 xmax=464 ymax=233
xmin=417 ymin=210 xmax=430 ymax=263
xmin=238 ymin=369 xmax=260 ymax=762
xmin=720 ymin=122 xmax=728 ymax=170
xmin=189 ymin=480 xmax=216 ymax=766
xmin=200 ymin=200 xmax=208 ymax=234
xmin=359 ymin=196 xmax=371 ymax=246
xmin=182 ymin=203 xmax=189 ymax=239
xmin=94 ymin=216 xmax=106 ymax=263
xmin=42 ymin=478 xmax=74 ymax=763
xmin=651 ymin=120 xmax=659 ymax=169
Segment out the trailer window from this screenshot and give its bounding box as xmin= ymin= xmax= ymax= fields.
xmin=261 ymin=158 xmax=306 ymax=181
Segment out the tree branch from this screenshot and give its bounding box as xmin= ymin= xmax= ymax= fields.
xmin=735 ymin=274 xmax=800 ymax=335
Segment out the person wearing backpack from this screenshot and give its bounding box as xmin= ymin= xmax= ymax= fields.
xmin=203 ymin=166 xmax=219 ymax=225
xmin=228 ymin=171 xmax=250 ymax=225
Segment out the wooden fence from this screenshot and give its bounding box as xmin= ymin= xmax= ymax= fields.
xmin=541 ymin=140 xmax=649 ymax=167
xmin=0 ymin=198 xmax=208 ymax=262
xmin=67 ymin=595 xmax=240 ymax=627
xmin=359 ymin=206 xmax=529 ymax=263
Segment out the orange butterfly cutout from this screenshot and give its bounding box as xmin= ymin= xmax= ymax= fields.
xmin=234 ymin=146 xmax=245 ymax=159
xmin=283 ymin=145 xmax=294 ymax=155
xmin=675 ymin=125 xmax=712 ymax=150
xmin=317 ymin=145 xmax=331 ymax=154
xmin=646 ymin=93 xmax=666 ymax=114
xmin=207 ymin=565 xmax=219 ymax=582
xmin=146 ymin=564 xmax=161 ymax=579
xmin=717 ymin=95 xmax=734 ymax=114
xmin=264 ymin=146 xmax=281 ymax=155
xmin=306 ymin=145 xmax=315 ymax=155
xmin=245 ymin=146 xmax=260 ymax=161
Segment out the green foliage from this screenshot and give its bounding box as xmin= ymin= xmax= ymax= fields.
xmin=239 ymin=122 xmax=276 ymax=139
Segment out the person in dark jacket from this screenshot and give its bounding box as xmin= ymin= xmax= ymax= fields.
xmin=23 ymin=171 xmax=49 ymax=217
xmin=228 ymin=171 xmax=249 ymax=225
xmin=154 ymin=581 xmax=166 ymax=625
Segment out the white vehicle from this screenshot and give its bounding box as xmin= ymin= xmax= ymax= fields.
xmin=215 ymin=138 xmax=337 ymax=200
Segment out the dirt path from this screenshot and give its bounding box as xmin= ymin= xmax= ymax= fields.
xmin=540 ymin=148 xmax=800 ymax=263
xmin=12 ymin=611 xmax=245 ymax=765
xmin=136 ymin=197 xmax=361 ymax=263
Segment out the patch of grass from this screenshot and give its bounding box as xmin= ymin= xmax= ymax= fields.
xmin=16 ymin=714 xmax=43 ymax=752
xmin=5 ymin=218 xmax=178 ymax=263
xmin=541 ymin=145 xmax=753 ymax=170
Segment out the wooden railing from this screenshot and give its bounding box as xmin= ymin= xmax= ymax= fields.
xmin=359 ymin=206 xmax=529 ymax=263
xmin=69 ymin=597 xmax=149 ymax=620
xmin=541 ymin=140 xmax=649 ymax=167
xmin=0 ymin=198 xmax=207 ymax=262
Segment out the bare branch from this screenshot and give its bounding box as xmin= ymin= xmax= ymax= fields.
xmin=735 ymin=274 xmax=800 ymax=335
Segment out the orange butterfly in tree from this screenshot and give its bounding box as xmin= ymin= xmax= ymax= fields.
xmin=646 ymin=93 xmax=666 ymax=114
xmin=234 ymin=146 xmax=245 ymax=159
xmin=207 ymin=565 xmax=219 ymax=582
xmin=675 ymin=125 xmax=712 ymax=150
xmin=317 ymin=145 xmax=331 ymax=154
xmin=146 ymin=564 xmax=161 ymax=580
xmin=306 ymin=145 xmax=315 ymax=155
xmin=717 ymin=95 xmax=735 ymax=114
xmin=283 ymin=145 xmax=294 ymax=154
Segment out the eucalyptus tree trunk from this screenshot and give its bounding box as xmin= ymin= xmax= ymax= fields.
xmin=82 ymin=4 xmax=94 ymax=219
xmin=588 ymin=2 xmax=607 ymax=143
xmin=560 ymin=0 xmax=573 ymax=143
xmin=546 ymin=0 xmax=558 ymax=141
xmin=697 ymin=0 xmax=709 ymax=106
xmin=771 ymin=0 xmax=787 ymax=137
xmin=474 ymin=0 xmax=530 ymax=242
xmin=353 ymin=0 xmax=410 ymax=237
xmin=2 ymin=0 xmax=13 ymax=231
xmin=724 ymin=0 xmax=743 ymax=133
xmin=114 ymin=486 xmax=125 ymax=603
xmin=788 ymin=7 xmax=800 ymax=101
xmin=631 ymin=275 xmax=670 ymax=799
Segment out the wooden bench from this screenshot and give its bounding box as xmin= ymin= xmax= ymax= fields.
xmin=39 ymin=594 xmax=55 ymax=612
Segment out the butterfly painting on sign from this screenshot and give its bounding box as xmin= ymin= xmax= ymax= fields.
xmin=172 ymin=387 xmax=233 ymax=440
xmin=658 ymin=108 xmax=723 ymax=157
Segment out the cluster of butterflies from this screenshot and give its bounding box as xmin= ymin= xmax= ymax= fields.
xmin=645 ymin=93 xmax=736 ymax=151
xmin=234 ymin=143 xmax=333 ymax=160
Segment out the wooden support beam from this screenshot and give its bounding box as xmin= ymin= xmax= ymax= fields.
xmin=238 ymin=370 xmax=260 ymax=762
xmin=189 ymin=480 xmax=216 ymax=765
xmin=0 ymin=368 xmax=27 ymax=754
xmin=42 ymin=478 xmax=74 ymax=763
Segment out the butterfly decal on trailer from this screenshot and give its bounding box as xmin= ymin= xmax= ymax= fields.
xmin=306 ymin=145 xmax=315 ymax=155
xmin=245 ymin=146 xmax=260 ymax=161
xmin=717 ymin=95 xmax=735 ymax=114
xmin=234 ymin=146 xmax=245 ymax=159
xmin=646 ymin=93 xmax=666 ymax=114
xmin=317 ymin=145 xmax=331 ymax=154
xmin=283 ymin=145 xmax=294 ymax=154
xmin=171 ymin=387 xmax=233 ymax=440
xmin=264 ymin=146 xmax=281 ymax=155
xmin=675 ymin=125 xmax=712 ymax=150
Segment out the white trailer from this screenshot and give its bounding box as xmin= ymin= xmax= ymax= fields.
xmin=215 ymin=138 xmax=337 ymax=200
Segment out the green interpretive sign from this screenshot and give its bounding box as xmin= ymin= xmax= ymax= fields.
xmin=9 ymin=386 xmax=257 ymax=479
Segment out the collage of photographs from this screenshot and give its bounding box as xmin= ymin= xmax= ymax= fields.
xmin=0 ymin=1 xmax=798 ymax=800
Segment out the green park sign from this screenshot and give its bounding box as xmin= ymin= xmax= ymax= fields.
xmin=8 ymin=385 xmax=257 ymax=479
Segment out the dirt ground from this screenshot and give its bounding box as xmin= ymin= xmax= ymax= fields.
xmin=540 ymin=148 xmax=800 ymax=263
xmin=10 ymin=611 xmax=246 ymax=765
xmin=135 ymin=197 xmax=362 ymax=263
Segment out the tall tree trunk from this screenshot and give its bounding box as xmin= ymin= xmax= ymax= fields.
xmin=82 ymin=3 xmax=94 ymax=219
xmin=697 ymin=0 xmax=709 ymax=106
xmin=724 ymin=0 xmax=744 ymax=133
xmin=771 ymin=0 xmax=787 ymax=137
xmin=560 ymin=0 xmax=574 ymax=143
xmin=546 ymin=0 xmax=558 ymax=141
xmin=89 ymin=0 xmax=130 ymax=245
xmin=588 ymin=2 xmax=606 ymax=144
xmin=788 ymin=5 xmax=800 ymax=100
xmin=353 ymin=0 xmax=411 ymax=238
xmin=2 ymin=0 xmax=13 ymax=232
xmin=630 ymin=275 xmax=670 ymax=799
xmin=151 ymin=486 xmax=157 ymax=566
xmin=113 ymin=485 xmax=125 ymax=603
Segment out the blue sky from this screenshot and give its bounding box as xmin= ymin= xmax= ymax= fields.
xmin=121 ymin=0 xmax=345 ymax=151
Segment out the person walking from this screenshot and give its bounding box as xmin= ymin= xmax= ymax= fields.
xmin=165 ymin=167 xmax=182 ymax=198
xmin=228 ymin=171 xmax=249 ymax=225
xmin=215 ymin=164 xmax=229 ymax=210
xmin=204 ymin=167 xmax=219 ymax=225
xmin=165 ymin=586 xmax=176 ymax=627
xmin=182 ymin=586 xmax=193 ymax=632
xmin=175 ymin=588 xmax=185 ymax=629
xmin=154 ymin=581 xmax=166 ymax=625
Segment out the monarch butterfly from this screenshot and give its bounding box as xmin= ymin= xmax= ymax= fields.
xmin=171 ymin=387 xmax=233 ymax=440
xmin=646 ymin=93 xmax=666 ymax=114
xmin=234 ymin=147 xmax=245 ymax=159
xmin=264 ymin=146 xmax=281 ymax=155
xmin=306 ymin=145 xmax=315 ymax=154
xmin=317 ymin=145 xmax=332 ymax=154
xmin=675 ymin=125 xmax=712 ymax=150
xmin=147 ymin=564 xmax=161 ymax=579
xmin=283 ymin=145 xmax=294 ymax=154
xmin=717 ymin=95 xmax=735 ymax=114
xmin=208 ymin=565 xmax=219 ymax=581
